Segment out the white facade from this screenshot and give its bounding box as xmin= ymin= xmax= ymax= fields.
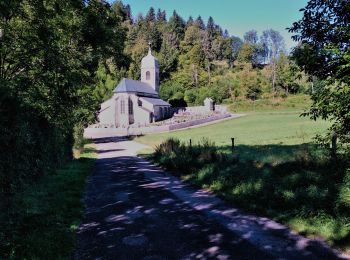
xmin=98 ymin=46 xmax=171 ymax=128
xmin=141 ymin=48 xmax=160 ymax=93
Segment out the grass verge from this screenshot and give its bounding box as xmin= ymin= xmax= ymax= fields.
xmin=140 ymin=138 xmax=350 ymax=253
xmin=0 ymin=141 xmax=96 ymax=259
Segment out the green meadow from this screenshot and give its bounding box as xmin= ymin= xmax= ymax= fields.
xmin=136 ymin=110 xmax=330 ymax=152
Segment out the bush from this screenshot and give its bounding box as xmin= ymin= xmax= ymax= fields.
xmin=0 ymin=92 xmax=73 ymax=199
xmin=154 ymin=138 xmax=220 ymax=174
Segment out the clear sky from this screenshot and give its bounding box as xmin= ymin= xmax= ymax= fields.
xmin=113 ymin=0 xmax=308 ymax=51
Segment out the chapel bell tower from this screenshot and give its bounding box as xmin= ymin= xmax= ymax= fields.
xmin=141 ymin=43 xmax=160 ymax=93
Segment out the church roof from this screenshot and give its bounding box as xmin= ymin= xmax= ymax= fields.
xmin=113 ymin=78 xmax=158 ymax=97
xmin=140 ymin=97 xmax=171 ymax=106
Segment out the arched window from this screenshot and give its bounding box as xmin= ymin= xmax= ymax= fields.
xmin=146 ymin=71 xmax=151 ymax=80
xmin=128 ymin=98 xmax=133 ymax=115
xmin=120 ymin=98 xmax=125 ymax=114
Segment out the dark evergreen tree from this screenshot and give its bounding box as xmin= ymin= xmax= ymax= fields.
xmin=194 ymin=15 xmax=205 ymax=29
xmin=124 ymin=4 xmax=132 ymax=21
xmin=156 ymin=8 xmax=166 ymax=22
xmin=206 ymin=16 xmax=216 ymax=38
xmin=167 ymin=10 xmax=185 ymax=46
xmin=223 ymin=29 xmax=230 ymax=38
xmin=186 ymin=16 xmax=194 ymax=27
xmin=145 ymin=7 xmax=156 ymax=22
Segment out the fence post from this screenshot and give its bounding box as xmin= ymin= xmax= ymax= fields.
xmin=231 ymin=137 xmax=235 ymax=152
xmin=331 ymin=133 xmax=337 ymax=158
xmin=189 ymin=139 xmax=192 ymax=148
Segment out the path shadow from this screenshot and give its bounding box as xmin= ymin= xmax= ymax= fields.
xmin=76 ymin=140 xmax=346 ymax=259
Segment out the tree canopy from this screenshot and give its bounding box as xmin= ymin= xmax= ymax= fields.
xmin=289 ymin=0 xmax=350 ymax=145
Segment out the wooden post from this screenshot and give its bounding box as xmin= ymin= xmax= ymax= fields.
xmin=189 ymin=139 xmax=192 ymax=148
xmin=331 ymin=133 xmax=337 ymax=158
xmin=231 ymin=138 xmax=235 ymax=152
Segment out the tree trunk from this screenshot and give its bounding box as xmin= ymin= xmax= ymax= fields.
xmin=207 ymin=63 xmax=211 ymax=85
xmin=272 ymin=63 xmax=276 ymax=93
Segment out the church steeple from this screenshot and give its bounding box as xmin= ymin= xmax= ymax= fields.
xmin=148 ymin=41 xmax=152 ymax=55
xmin=141 ymin=43 xmax=160 ymax=93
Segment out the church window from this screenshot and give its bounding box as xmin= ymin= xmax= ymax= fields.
xmin=159 ymin=107 xmax=163 ymax=118
xmin=146 ymin=71 xmax=151 ymax=80
xmin=120 ymin=99 xmax=125 ymax=114
xmin=128 ymin=99 xmax=133 ymax=115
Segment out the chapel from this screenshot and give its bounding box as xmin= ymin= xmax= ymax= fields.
xmin=98 ymin=45 xmax=172 ymax=127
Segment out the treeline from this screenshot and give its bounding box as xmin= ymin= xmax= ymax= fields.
xmin=0 ymin=1 xmax=127 ymax=197
xmin=96 ymin=2 xmax=312 ymax=106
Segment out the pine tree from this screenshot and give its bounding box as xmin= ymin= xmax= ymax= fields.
xmin=146 ymin=7 xmax=156 ymax=22
xmin=156 ymin=8 xmax=166 ymax=22
xmin=194 ymin=16 xmax=205 ymax=29
xmin=186 ymin=16 xmax=194 ymax=27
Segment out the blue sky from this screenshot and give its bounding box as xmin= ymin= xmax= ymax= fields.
xmin=113 ymin=0 xmax=308 ymax=51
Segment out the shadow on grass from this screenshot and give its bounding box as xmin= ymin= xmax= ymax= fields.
xmin=0 ymin=151 xmax=97 ymax=259
xmin=145 ymin=141 xmax=350 ymax=251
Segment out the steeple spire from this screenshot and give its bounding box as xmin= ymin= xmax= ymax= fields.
xmin=148 ymin=41 xmax=152 ymax=55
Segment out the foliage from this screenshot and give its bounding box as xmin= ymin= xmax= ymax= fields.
xmin=0 ymin=1 xmax=126 ymax=196
xmin=154 ymin=137 xmax=218 ymax=174
xmin=0 ymin=142 xmax=96 ymax=259
xmin=289 ymin=0 xmax=350 ymax=148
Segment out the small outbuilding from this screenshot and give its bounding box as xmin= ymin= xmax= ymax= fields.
xmin=204 ymin=97 xmax=215 ymax=111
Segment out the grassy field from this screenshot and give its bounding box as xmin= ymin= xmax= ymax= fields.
xmin=0 ymin=142 xmax=96 ymax=259
xmin=137 ymin=110 xmax=350 ymax=252
xmin=136 ymin=111 xmax=330 ymax=156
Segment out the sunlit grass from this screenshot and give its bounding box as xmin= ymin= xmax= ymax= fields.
xmin=136 ymin=110 xmax=330 ymax=151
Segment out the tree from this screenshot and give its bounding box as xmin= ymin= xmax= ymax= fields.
xmin=0 ymin=0 xmax=127 ymax=218
xmin=186 ymin=16 xmax=194 ymax=27
xmin=223 ymin=29 xmax=230 ymax=38
xmin=167 ymin=10 xmax=185 ymax=47
xmin=206 ymin=16 xmax=216 ymax=38
xmin=236 ymin=43 xmax=255 ymax=65
xmin=179 ymin=25 xmax=206 ymax=86
xmin=276 ymin=53 xmax=302 ymax=95
xmin=260 ymin=29 xmax=285 ymax=92
xmin=244 ymin=30 xmax=258 ymax=44
xmin=156 ymin=8 xmax=166 ymax=22
xmin=145 ymin=7 xmax=156 ymax=22
xmin=231 ymin=36 xmax=243 ymax=64
xmin=194 ymin=16 xmax=205 ymax=30
xmin=289 ymin=0 xmax=350 ymax=145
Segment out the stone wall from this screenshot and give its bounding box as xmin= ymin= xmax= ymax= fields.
xmin=84 ymin=112 xmax=233 ymax=138
xmin=174 ymin=105 xmax=228 ymax=115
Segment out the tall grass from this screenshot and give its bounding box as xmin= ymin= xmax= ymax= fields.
xmin=150 ymin=138 xmax=350 ymax=251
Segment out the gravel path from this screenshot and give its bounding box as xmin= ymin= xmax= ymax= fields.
xmin=74 ymin=137 xmax=347 ymax=260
